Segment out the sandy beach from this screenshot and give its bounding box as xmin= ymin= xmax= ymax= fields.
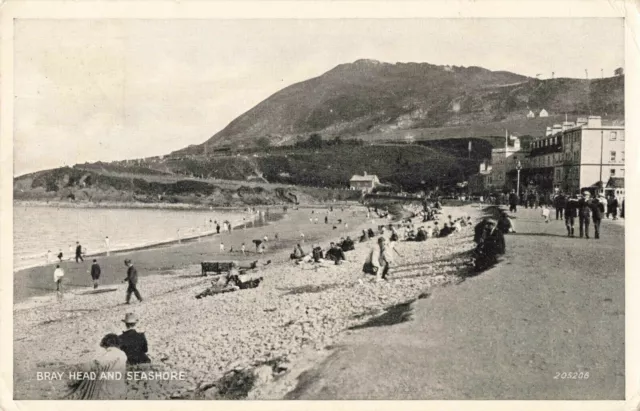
xmin=13 ymin=203 xmax=485 ymax=400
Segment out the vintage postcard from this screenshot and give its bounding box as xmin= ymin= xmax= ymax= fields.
xmin=1 ymin=1 xmax=638 ymax=410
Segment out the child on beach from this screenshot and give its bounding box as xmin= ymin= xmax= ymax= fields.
xmin=541 ymin=205 xmax=550 ymax=223
xmin=241 ymin=243 xmax=246 ymax=255
xmin=220 ymin=242 xmax=225 ymax=252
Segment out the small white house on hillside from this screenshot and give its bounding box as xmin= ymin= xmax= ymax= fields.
xmin=349 ymin=172 xmax=381 ymax=193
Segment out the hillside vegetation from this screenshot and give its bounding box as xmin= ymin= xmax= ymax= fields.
xmin=191 ymin=59 xmax=623 ymax=150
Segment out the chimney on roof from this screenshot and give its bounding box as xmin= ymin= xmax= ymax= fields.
xmin=576 ymin=117 xmax=588 ymax=126
xmin=587 ymin=116 xmax=602 ymax=128
xmin=546 ymin=127 xmax=552 ymax=136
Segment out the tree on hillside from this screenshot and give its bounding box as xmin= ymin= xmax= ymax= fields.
xmin=256 ymin=137 xmax=271 ymax=150
xmin=308 ymin=133 xmax=323 ymax=149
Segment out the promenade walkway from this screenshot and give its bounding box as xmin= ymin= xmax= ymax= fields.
xmin=286 ymin=207 xmax=625 ymax=400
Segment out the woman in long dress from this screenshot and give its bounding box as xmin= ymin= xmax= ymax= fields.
xmin=65 ymin=334 xmax=128 ymax=399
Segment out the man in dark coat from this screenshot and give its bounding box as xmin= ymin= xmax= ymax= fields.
xmin=326 ymin=242 xmax=346 ymax=264
xmin=118 ymin=313 xmax=151 ymax=365
xmin=564 ymin=193 xmax=579 ymax=237
xmin=508 ymin=190 xmax=518 ymax=213
xmin=554 ymin=193 xmax=566 ymax=220
xmin=75 ymin=242 xmax=84 ymax=263
xmin=122 ymin=259 xmax=143 ymax=304
xmin=90 ymin=259 xmax=101 ymax=289
xmin=589 ymin=196 xmax=604 ymax=239
xmin=578 ymin=191 xmax=592 ymax=239
xmin=610 ymin=196 xmax=619 ymax=220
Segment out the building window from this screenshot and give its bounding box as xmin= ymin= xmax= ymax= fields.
xmin=610 ymin=151 xmax=616 ymax=162
xmin=621 ymin=132 xmax=625 ymax=141
xmin=610 ymin=131 xmax=617 ymax=141
xmin=621 ymin=169 xmax=625 ymax=177
xmin=622 ymin=151 xmax=625 ymax=162
xmin=610 ymin=169 xmax=616 ymax=176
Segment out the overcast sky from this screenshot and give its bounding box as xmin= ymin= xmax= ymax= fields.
xmin=14 ymin=18 xmax=624 ymax=176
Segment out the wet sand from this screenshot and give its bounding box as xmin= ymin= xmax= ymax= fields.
xmin=13 ymin=207 xmax=364 ymax=303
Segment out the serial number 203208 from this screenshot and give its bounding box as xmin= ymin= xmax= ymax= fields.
xmin=554 ymin=372 xmax=590 ymax=380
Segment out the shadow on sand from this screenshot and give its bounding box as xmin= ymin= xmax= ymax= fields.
xmin=348 ymin=299 xmax=416 ymax=330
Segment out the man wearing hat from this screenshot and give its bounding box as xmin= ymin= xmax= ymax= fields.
xmin=118 ymin=313 xmax=151 ymax=365
xmin=578 ymin=191 xmax=592 ymax=239
xmin=564 ymin=193 xmax=579 ymax=237
xmin=122 ymin=259 xmax=143 ymax=304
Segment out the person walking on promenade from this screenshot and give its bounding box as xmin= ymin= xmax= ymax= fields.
xmin=578 ymin=191 xmax=592 ymax=239
xmin=606 ymin=196 xmax=613 ymax=219
xmin=565 ymin=193 xmax=579 ymax=237
xmin=508 ymin=189 xmax=518 ymax=212
xmin=610 ymin=195 xmax=619 ymax=220
xmin=53 ymin=264 xmax=65 ymax=299
xmin=90 ymin=259 xmax=101 ymax=289
xmin=122 ymin=259 xmax=143 ymax=304
xmin=216 ymin=223 xmax=221 ymax=234
xmin=589 ymin=194 xmax=604 ymax=239
xmin=75 ymin=242 xmax=84 ymax=263
xmin=621 ymin=199 xmax=625 ymax=219
xmin=541 ymin=205 xmax=550 ymax=223
xmin=554 ymin=192 xmax=566 ymax=220
xmin=118 ymin=313 xmax=151 ymax=365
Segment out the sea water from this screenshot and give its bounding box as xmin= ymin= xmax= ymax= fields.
xmin=13 ymin=205 xmax=248 ymax=271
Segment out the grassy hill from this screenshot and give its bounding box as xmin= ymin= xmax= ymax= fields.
xmin=189 ymin=60 xmax=623 ymax=151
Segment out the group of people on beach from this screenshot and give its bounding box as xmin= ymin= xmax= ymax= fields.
xmin=66 ymin=312 xmax=151 ymax=400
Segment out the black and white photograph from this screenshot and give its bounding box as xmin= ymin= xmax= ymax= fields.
xmin=1 ymin=1 xmax=637 ymax=406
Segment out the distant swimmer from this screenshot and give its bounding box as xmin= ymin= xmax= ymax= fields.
xmin=46 ymin=250 xmax=52 ymax=264
xmin=57 ymin=250 xmax=64 ymax=262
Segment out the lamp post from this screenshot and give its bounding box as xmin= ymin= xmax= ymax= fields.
xmin=516 ymin=160 xmax=523 ymax=197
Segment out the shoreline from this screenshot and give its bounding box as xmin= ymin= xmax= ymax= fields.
xmin=13 ymin=204 xmax=483 ymax=400
xmin=13 ymin=212 xmax=282 ymax=274
xmin=12 ymin=206 xmax=365 ymax=303
xmin=13 ymin=199 xmax=290 ymax=211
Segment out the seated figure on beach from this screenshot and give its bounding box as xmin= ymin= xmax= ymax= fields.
xmin=359 ymin=230 xmax=369 ymax=243
xmin=497 ymin=212 xmax=516 ymax=234
xmin=439 ymin=223 xmax=454 ymax=237
xmin=65 ymin=333 xmax=127 ymax=400
xmin=415 ymin=227 xmax=427 ymax=242
xmin=326 ymin=242 xmax=346 ymax=264
xmin=312 ymin=246 xmax=324 ymax=263
xmin=290 ymin=244 xmax=311 ymax=264
xmin=341 ymin=236 xmax=355 ymax=251
xmin=118 ymin=313 xmax=151 ymax=366
xmin=367 ymin=228 xmax=376 ymax=239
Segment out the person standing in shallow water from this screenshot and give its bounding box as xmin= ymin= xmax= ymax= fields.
xmin=122 ymin=259 xmax=143 ymax=304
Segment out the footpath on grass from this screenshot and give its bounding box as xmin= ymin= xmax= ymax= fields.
xmin=283 ymin=206 xmax=625 ymax=400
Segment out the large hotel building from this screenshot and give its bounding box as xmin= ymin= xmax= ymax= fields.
xmin=475 ymin=116 xmax=625 ymax=198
